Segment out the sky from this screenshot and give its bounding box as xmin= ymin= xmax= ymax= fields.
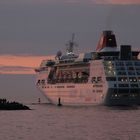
xmin=0 ymin=1 xmax=140 ymax=74
xmin=0 ymin=0 xmax=140 ymax=102
xmin=0 ymin=0 xmax=140 ymax=74
xmin=0 ymin=55 xmax=49 ymax=74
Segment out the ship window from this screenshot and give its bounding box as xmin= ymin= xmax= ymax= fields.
xmin=128 ymin=71 xmax=135 ymax=75
xmin=49 ymin=63 xmax=89 ymax=84
xmin=130 ymin=89 xmax=139 ymax=93
xmin=37 ymin=80 xmax=40 ymax=84
xmin=97 ymin=90 xmax=102 ymax=93
xmin=106 ymin=77 xmax=116 ymax=81
xmin=125 ymin=62 xmax=133 ymax=66
xmin=97 ymin=77 xmax=102 ymax=82
xmin=105 ymin=70 xmax=116 ymax=76
xmin=127 ymin=67 xmax=134 ymax=70
xmin=129 ymin=77 xmax=137 ymax=82
xmin=130 ymin=84 xmax=139 ymax=88
xmin=57 ymin=86 xmax=64 ymax=88
xmin=93 ymin=85 xmax=103 ymax=87
xmin=91 ymin=77 xmax=102 ymax=83
xmin=67 ymin=86 xmax=75 ymax=88
xmin=115 ymin=62 xmax=124 ymax=66
xmin=118 ymin=89 xmax=129 ymax=93
xmin=91 ymin=77 xmax=96 ymax=83
xmin=114 ymin=89 xmax=117 ymax=93
xmin=134 ymin=62 xmax=140 ymax=66
xmin=118 ymin=77 xmax=128 ymax=82
xmin=41 ymin=79 xmax=45 ymax=85
xmin=118 ymin=84 xmax=129 ymax=87
xmin=136 ymin=67 xmax=140 ymax=71
xmin=117 ymin=71 xmax=126 ymax=75
xmin=137 ymin=72 xmax=140 ymax=75
xmin=116 ymin=67 xmax=125 ymax=71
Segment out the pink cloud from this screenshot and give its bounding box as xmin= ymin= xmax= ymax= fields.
xmin=0 ymin=55 xmax=54 ymax=74
xmin=0 ymin=66 xmax=34 ymax=75
xmin=0 ymin=52 xmax=139 ymax=74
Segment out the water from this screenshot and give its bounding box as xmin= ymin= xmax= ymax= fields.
xmin=0 ymin=104 xmax=140 ymax=140
xmin=0 ymin=75 xmax=47 ymax=103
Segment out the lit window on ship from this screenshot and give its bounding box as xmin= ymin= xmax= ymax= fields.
xmin=47 ymin=63 xmax=90 ymax=84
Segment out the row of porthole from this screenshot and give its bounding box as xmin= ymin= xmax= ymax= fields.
xmin=118 ymin=78 xmax=140 ymax=82
xmin=41 ymin=86 xmax=75 ymax=89
xmin=114 ymin=84 xmax=140 ymax=87
xmin=111 ymin=94 xmax=138 ymax=98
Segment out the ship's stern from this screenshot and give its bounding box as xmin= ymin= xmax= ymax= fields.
xmin=103 ymin=60 xmax=140 ymax=106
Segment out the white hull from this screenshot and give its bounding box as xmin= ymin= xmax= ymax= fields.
xmin=38 ymin=83 xmax=107 ymax=106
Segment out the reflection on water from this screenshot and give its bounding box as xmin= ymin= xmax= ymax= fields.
xmin=108 ymin=105 xmax=139 ymax=110
xmin=0 ymin=104 xmax=140 ymax=140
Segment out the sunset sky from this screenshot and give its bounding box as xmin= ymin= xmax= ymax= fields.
xmin=0 ymin=0 xmax=140 ymax=74
xmin=0 ymin=55 xmax=48 ymax=74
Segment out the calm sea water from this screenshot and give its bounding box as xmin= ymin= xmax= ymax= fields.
xmin=0 ymin=104 xmax=140 ymax=140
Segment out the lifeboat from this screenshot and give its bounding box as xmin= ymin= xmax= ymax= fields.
xmin=72 ymin=72 xmax=77 ymax=79
xmin=78 ymin=72 xmax=82 ymax=78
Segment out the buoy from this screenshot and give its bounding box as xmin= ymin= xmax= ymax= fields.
xmin=38 ymin=98 xmax=41 ymax=104
xmin=57 ymin=98 xmax=62 ymax=106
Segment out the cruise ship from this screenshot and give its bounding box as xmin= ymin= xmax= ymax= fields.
xmin=35 ymin=31 xmax=140 ymax=106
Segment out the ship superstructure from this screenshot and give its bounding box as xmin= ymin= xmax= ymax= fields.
xmin=35 ymin=31 xmax=140 ymax=106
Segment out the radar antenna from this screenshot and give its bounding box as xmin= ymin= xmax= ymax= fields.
xmin=55 ymin=50 xmax=62 ymax=60
xmin=66 ymin=33 xmax=78 ymax=54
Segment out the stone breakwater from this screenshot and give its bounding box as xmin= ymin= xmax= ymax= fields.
xmin=0 ymin=99 xmax=30 ymax=110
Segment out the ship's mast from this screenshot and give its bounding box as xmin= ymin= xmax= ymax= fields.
xmin=66 ymin=33 xmax=78 ymax=55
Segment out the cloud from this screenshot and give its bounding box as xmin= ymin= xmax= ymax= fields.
xmin=0 ymin=55 xmax=54 ymax=74
xmin=0 ymin=66 xmax=34 ymax=75
xmin=0 ymin=49 xmax=139 ymax=74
